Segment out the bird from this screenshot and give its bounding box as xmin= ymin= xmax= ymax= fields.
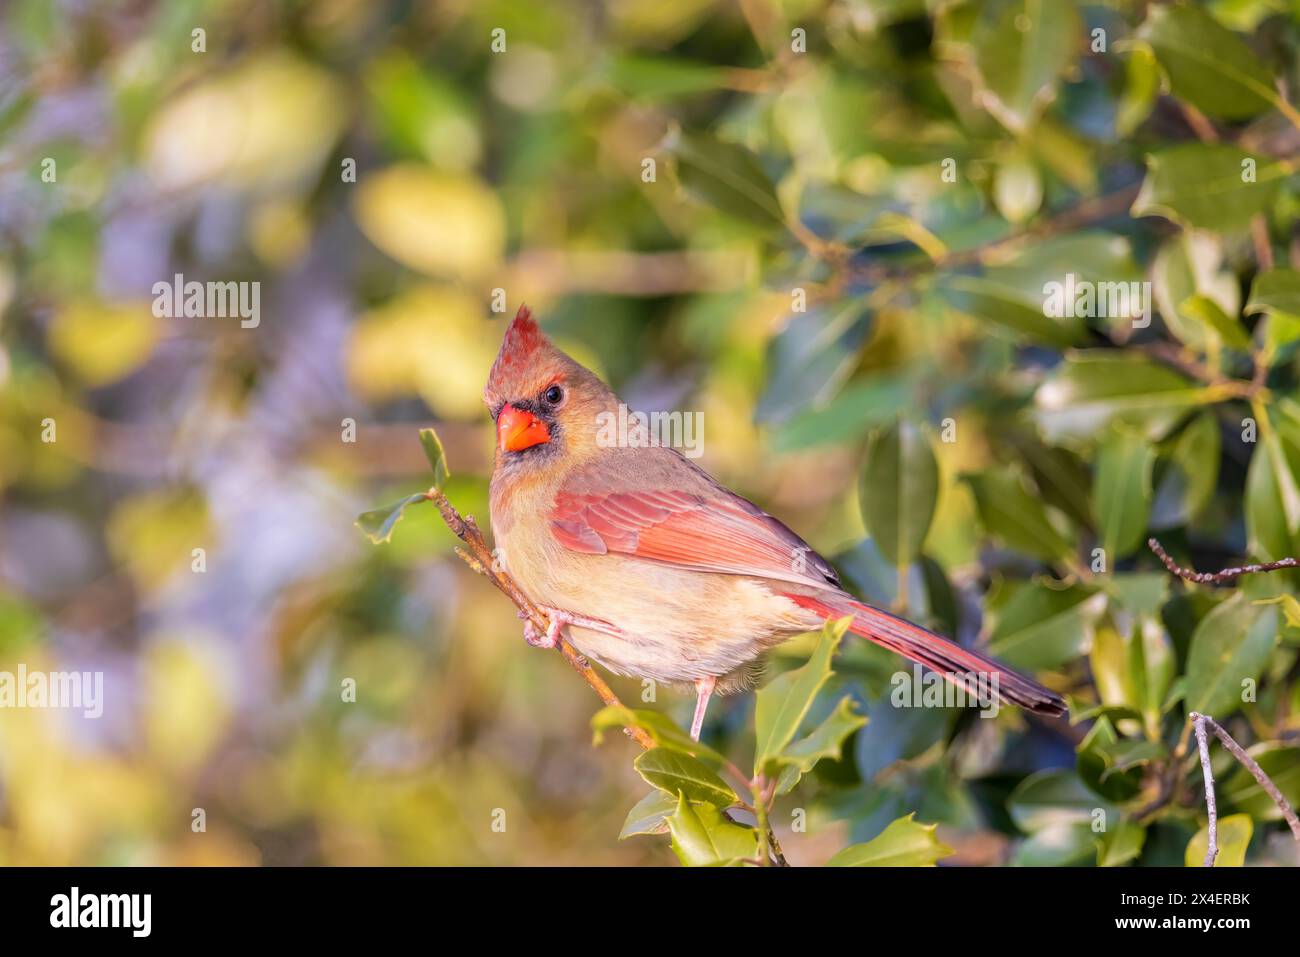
xmin=484 ymin=305 xmax=1067 ymax=740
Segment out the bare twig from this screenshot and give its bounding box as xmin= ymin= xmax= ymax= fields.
xmin=1177 ymin=101 xmax=1219 ymax=143
xmin=1191 ymin=712 xmax=1300 ymax=851
xmin=1148 ymin=537 xmax=1300 ymax=584
xmin=1252 ymin=216 xmax=1276 ymax=271
xmin=1190 ymin=714 xmax=1219 ymax=867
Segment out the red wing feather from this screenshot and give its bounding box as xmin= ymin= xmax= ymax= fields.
xmin=550 ymin=481 xmax=841 ymax=590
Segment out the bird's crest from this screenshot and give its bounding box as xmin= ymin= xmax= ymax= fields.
xmin=484 ymin=303 xmax=563 ymax=407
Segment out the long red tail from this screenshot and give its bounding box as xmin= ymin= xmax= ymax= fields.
xmin=785 ymin=593 xmax=1067 ymax=717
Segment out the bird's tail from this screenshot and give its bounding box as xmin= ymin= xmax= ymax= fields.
xmin=784 ymin=593 xmax=1067 ymax=717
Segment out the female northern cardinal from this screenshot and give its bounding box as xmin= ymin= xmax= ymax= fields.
xmin=484 ymin=306 xmax=1066 ymax=739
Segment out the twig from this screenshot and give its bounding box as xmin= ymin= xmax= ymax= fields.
xmin=1190 ymin=714 xmax=1219 ymax=867
xmin=1148 ymin=537 xmax=1300 ymax=584
xmin=1177 ymin=101 xmax=1219 ymax=143
xmin=1252 ymin=216 xmax=1275 ymax=271
xmin=1191 ymin=712 xmax=1300 ymax=852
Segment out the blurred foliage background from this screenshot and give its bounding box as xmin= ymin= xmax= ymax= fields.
xmin=2 ymin=0 xmax=1300 ymax=866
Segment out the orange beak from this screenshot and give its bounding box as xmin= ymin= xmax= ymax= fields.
xmin=497 ymin=404 xmax=551 ymax=452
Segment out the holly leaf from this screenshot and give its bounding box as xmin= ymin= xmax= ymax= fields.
xmin=418 ymin=427 xmax=450 ymax=489
xmin=827 ymin=813 xmax=953 ymax=867
xmin=619 ymin=790 xmax=678 ymax=839
xmin=355 ymin=493 xmax=428 ymax=544
xmin=753 ymin=617 xmax=849 ymax=776
xmin=634 ymin=748 xmax=737 ymax=808
xmin=666 ymin=792 xmax=759 ymax=866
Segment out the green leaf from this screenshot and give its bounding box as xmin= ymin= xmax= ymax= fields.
xmin=355 ymin=493 xmax=428 ymax=544
xmin=1185 ymin=593 xmax=1278 ymax=719
xmin=986 ymin=232 xmax=1140 ymax=303
xmin=1078 ymin=716 xmax=1145 ymax=802
xmin=1245 ymin=429 xmax=1300 ymax=561
xmin=1151 ymin=233 xmax=1240 ymax=351
xmin=1090 ymin=625 xmax=1131 ymax=713
xmin=1010 ymin=437 xmax=1093 ymax=528
xmin=1088 ymin=619 xmax=1173 ymax=736
xmin=1222 ymin=747 xmax=1300 ymax=821
xmin=964 ymin=469 xmax=1072 ymax=563
xmin=1133 ymin=144 xmax=1286 ymax=232
xmin=1242 ymin=403 xmax=1300 ymax=561
xmin=771 ymin=375 xmax=910 ymax=452
xmin=1180 ymin=294 xmax=1251 ymax=350
xmin=937 ymin=274 xmax=1084 ymax=348
xmin=418 ymin=428 xmax=450 ymax=489
xmin=1247 ymin=268 xmax=1300 ymax=319
xmin=1247 ymin=268 xmax=1300 ymax=352
xmin=619 ymin=790 xmax=678 ymax=839
xmin=1103 ymin=573 xmax=1169 ymax=619
xmin=670 ymin=129 xmax=784 ymax=230
xmin=853 ymin=688 xmax=954 ymax=782
xmin=859 ymin=420 xmax=939 ymax=567
xmin=1117 ymin=44 xmax=1159 ymax=136
xmin=1132 ymin=617 xmax=1177 ymax=737
xmin=775 ymin=696 xmax=867 ymax=793
xmin=590 ymin=706 xmax=725 ymax=764
xmin=1094 ymin=738 xmax=1168 ymax=781
xmin=992 ymin=155 xmax=1042 ymax=224
xmin=1097 ymin=818 xmax=1147 ymax=867
xmin=605 ymin=56 xmax=734 ymax=97
xmin=1011 ymin=822 xmax=1098 ymax=866
xmin=970 ymin=0 xmax=1082 ymax=133
xmin=1034 ymin=351 xmax=1213 ymax=443
xmin=753 ymin=617 xmax=849 ymax=776
xmin=756 ymin=302 xmax=872 ymax=426
xmin=666 ymin=792 xmax=759 ymax=866
xmin=1185 ymin=813 xmax=1253 ymax=867
xmin=1009 ymin=769 xmax=1111 ymax=832
xmin=1093 ymin=429 xmax=1155 ymax=558
xmin=1151 ymin=413 xmax=1221 ymax=529
xmin=827 ymin=813 xmax=953 ymax=867
xmin=988 ymin=580 xmax=1105 ymax=671
xmin=634 ymin=748 xmax=738 ymax=808
xmin=1138 ymin=4 xmax=1275 ymax=120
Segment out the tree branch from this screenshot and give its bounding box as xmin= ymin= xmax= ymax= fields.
xmin=1190 ymin=713 xmax=1219 ymax=867
xmin=1189 ymin=712 xmax=1300 ymax=867
xmin=1148 ymin=537 xmax=1300 ymax=584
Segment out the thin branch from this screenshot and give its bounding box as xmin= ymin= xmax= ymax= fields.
xmin=1177 ymin=101 xmax=1219 ymax=143
xmin=1192 ymin=712 xmax=1300 ymax=844
xmin=1148 ymin=537 xmax=1300 ymax=584
xmin=1252 ymin=216 xmax=1276 ymax=271
xmin=1190 ymin=714 xmax=1219 ymax=867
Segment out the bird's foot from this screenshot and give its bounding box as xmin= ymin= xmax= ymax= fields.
xmin=521 ymin=617 xmax=558 ymax=649
xmin=520 ymin=605 xmax=623 ymax=649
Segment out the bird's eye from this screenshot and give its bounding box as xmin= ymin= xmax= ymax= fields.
xmin=543 ymin=385 xmax=564 ymax=406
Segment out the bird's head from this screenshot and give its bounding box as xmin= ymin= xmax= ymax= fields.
xmin=483 ymin=304 xmax=613 ymax=470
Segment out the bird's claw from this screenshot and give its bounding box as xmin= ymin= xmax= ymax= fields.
xmin=520 ymin=605 xmax=622 ymax=650
xmin=522 ymin=616 xmax=561 ymax=649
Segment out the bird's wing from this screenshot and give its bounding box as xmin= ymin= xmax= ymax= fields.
xmin=550 ymin=449 xmax=841 ymax=590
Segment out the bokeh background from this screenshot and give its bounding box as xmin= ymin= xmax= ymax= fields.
xmin=2 ymin=0 xmax=1300 ymax=866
